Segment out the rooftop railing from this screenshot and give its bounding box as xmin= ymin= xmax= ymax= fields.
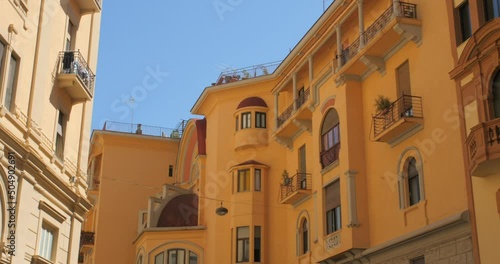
xmin=213 ymin=60 xmax=282 ymax=85
xmin=102 ymin=121 xmax=183 ymax=138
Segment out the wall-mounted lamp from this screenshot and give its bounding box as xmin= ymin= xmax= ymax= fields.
xmin=215 ymin=202 xmax=228 ymax=216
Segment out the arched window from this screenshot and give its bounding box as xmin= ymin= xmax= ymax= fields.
xmin=301 ymin=219 xmax=309 ymax=254
xmin=407 ymin=157 xmax=421 ymax=206
xmin=136 ymin=255 xmax=143 ymax=264
xmin=492 ymin=71 xmax=500 ymax=119
xmin=320 ymin=109 xmax=340 ymax=169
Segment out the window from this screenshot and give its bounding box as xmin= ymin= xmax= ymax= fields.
xmin=66 ymin=21 xmax=75 ymax=51
xmin=396 ymin=61 xmax=411 ymax=97
xmin=168 ymin=249 xmax=185 ymax=264
xmin=411 ymin=256 xmax=425 ymax=264
xmin=0 ymin=41 xmax=5 ymax=82
xmin=325 ymin=180 xmax=341 ymax=234
xmin=254 ymin=226 xmax=261 ymax=262
xmin=237 ymin=169 xmax=250 ymax=192
xmin=484 ymin=0 xmax=500 ymax=22
xmin=492 ymin=71 xmax=500 ymax=118
xmin=407 ymin=157 xmax=421 ymax=206
xmin=155 ymin=252 xmax=164 ymax=264
xmin=241 ymin=112 xmax=251 ymax=129
xmin=255 ymin=112 xmax=266 ymax=128
xmin=301 ymin=219 xmax=309 ymax=254
xmin=39 ymin=224 xmax=56 ymax=261
xmin=136 ymin=255 xmax=143 ymax=264
xmin=4 ymin=53 xmax=18 ymax=111
xmin=169 ymin=165 xmax=173 ymax=177
xmin=153 ymin=249 xmax=198 ymax=264
xmin=55 ymin=111 xmax=65 ymax=159
xmin=297 ymin=87 xmax=306 ymax=108
xmin=320 ymin=109 xmax=340 ymax=169
xmin=188 ymin=252 xmax=198 ymax=264
xmin=236 ymin=227 xmax=250 ymax=262
xmin=458 ymin=1 xmax=472 ymax=43
xmin=255 ymin=169 xmax=261 ymax=191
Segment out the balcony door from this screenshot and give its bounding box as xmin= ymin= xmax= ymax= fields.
xmin=396 ymin=61 xmax=413 ymax=117
xmin=298 ymin=145 xmax=306 ymax=189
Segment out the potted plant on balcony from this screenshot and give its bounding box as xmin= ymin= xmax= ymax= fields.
xmin=282 ymin=170 xmax=291 ymax=185
xmin=374 ymin=95 xmax=392 ymax=115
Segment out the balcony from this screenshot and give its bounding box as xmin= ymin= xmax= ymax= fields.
xmin=373 ymin=95 xmax=423 ymax=143
xmin=56 ymin=51 xmax=95 ymax=101
xmin=80 ymin=231 xmax=95 ymax=253
xmin=336 ymin=2 xmax=421 ymax=85
xmin=320 ymin=143 xmax=341 ymax=169
xmin=273 ymin=89 xmax=313 ymax=147
xmin=212 ymin=60 xmax=281 ymax=86
xmin=280 ymin=172 xmax=312 ymax=205
xmin=74 ymin=0 xmax=102 ymax=12
xmin=466 ymin=118 xmax=500 ymax=177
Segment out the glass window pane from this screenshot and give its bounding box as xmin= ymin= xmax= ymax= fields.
xmin=177 ymin=250 xmax=185 ymax=264
xmin=255 ymin=169 xmax=261 ymax=191
xmin=0 ymin=42 xmax=5 ymax=80
xmin=237 ymin=226 xmax=249 ymax=238
xmin=189 ymin=252 xmax=198 ymax=264
xmin=4 ymin=55 xmax=18 ymax=111
xmin=459 ymin=1 xmax=472 ymax=42
xmin=493 ymin=71 xmax=500 ymax=118
xmin=155 ymin=252 xmax=164 ymax=264
xmin=254 ymin=226 xmax=261 ymax=262
xmin=39 ymin=225 xmax=55 ymax=260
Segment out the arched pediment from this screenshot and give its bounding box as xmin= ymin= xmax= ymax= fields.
xmin=458 ymin=19 xmax=500 ymax=66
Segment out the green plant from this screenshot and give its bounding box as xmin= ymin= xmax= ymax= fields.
xmin=282 ymin=170 xmax=290 ymax=185
xmin=374 ymin=95 xmax=392 ymax=113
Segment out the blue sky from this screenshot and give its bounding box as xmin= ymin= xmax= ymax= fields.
xmin=91 ymin=1 xmax=334 ymax=130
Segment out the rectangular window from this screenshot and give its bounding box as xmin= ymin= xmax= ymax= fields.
xmin=255 ymin=169 xmax=261 ymax=191
xmin=237 ymin=169 xmax=250 ymax=192
xmin=39 ymin=224 xmax=56 ymax=261
xmin=458 ymin=1 xmax=472 ymax=43
xmin=408 ymin=173 xmax=420 ymax=206
xmin=4 ymin=54 xmax=18 ymax=111
xmin=189 ymin=252 xmax=198 ymax=264
xmin=254 ymin=226 xmax=261 ymax=262
xmin=325 ymin=180 xmax=341 ymax=234
xmin=168 ymin=165 xmax=173 ymax=177
xmin=485 ymin=0 xmax=500 ymax=22
xmin=236 ymin=227 xmax=250 ymax=263
xmin=396 ymin=61 xmax=411 ymax=97
xmin=255 ymin=112 xmax=266 ymax=128
xmin=411 ymin=256 xmax=425 ymax=264
xmin=168 ymin=249 xmax=185 ymax=264
xmin=55 ymin=111 xmax=65 ymax=159
xmin=241 ymin=112 xmax=251 ymax=129
xmin=0 ymin=41 xmax=5 ymax=83
xmin=154 ymin=252 xmax=164 ymax=264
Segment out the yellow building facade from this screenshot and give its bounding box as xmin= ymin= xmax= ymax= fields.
xmin=83 ymin=122 xmax=181 ymax=264
xmin=446 ymin=0 xmax=500 ymax=263
xmin=127 ymin=1 xmax=477 ymax=263
xmin=0 ymin=0 xmax=101 ymax=263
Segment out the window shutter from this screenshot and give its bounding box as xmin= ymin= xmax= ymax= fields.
xmin=325 ymin=180 xmax=340 ymax=211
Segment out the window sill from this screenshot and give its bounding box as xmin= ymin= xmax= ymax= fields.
xmin=321 ymin=160 xmax=339 ymax=175
xmin=31 ymin=255 xmax=54 ymax=264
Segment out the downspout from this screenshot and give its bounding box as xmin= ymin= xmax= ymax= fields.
xmin=25 ymin=0 xmax=46 ymax=141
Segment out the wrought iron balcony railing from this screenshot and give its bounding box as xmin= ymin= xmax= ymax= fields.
xmin=276 ymin=88 xmax=311 ymax=128
xmin=102 ymin=121 xmax=183 ymax=138
xmin=320 ymin=143 xmax=341 ymax=169
xmin=58 ymin=51 xmax=95 ymax=96
xmin=338 ymin=2 xmax=418 ymax=66
xmin=213 ymin=60 xmax=281 ymax=85
xmin=373 ymin=95 xmax=423 ymax=137
xmin=280 ymin=172 xmax=312 ymax=201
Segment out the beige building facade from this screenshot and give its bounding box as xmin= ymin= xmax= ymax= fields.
xmin=0 ymin=0 xmax=101 ymax=263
